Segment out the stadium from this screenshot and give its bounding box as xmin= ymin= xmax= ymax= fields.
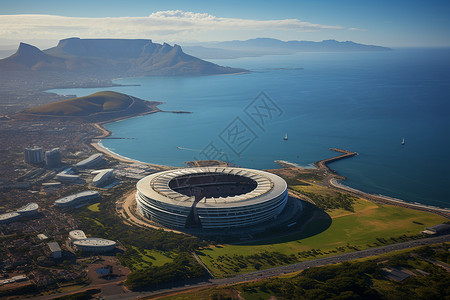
xmin=135 ymin=167 xmax=289 ymax=229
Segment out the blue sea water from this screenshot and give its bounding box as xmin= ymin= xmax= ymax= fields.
xmin=49 ymin=48 xmax=450 ymax=208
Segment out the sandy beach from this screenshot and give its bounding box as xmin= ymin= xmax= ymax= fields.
xmin=90 ymin=113 xmax=173 ymax=170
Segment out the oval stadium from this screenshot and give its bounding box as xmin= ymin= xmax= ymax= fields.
xmin=135 ymin=167 xmax=289 ymax=229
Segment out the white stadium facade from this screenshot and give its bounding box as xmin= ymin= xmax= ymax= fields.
xmin=135 ymin=167 xmax=289 ymax=229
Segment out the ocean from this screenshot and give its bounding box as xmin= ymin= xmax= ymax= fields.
xmin=48 ymin=48 xmax=450 ymax=208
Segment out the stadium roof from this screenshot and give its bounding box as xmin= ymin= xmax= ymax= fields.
xmin=76 ymin=153 xmax=103 ymax=168
xmin=92 ymin=169 xmax=114 ymax=184
xmin=16 ymin=203 xmax=39 ymax=213
xmin=69 ymin=230 xmax=87 ymax=240
xmin=54 ymin=190 xmax=99 ymax=205
xmin=74 ymin=238 xmax=116 ymax=247
xmin=137 ymin=167 xmax=286 ymax=209
xmin=0 ymin=212 xmax=20 ymax=222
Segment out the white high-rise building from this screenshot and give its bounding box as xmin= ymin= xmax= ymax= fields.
xmin=45 ymin=148 xmax=62 ymax=168
xmin=24 ymin=147 xmax=43 ymax=164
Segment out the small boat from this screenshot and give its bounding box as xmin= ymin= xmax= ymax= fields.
xmin=284 ymin=133 xmax=288 ymax=140
xmin=401 ymin=138 xmax=405 ymax=145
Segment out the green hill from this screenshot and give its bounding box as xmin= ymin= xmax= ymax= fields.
xmin=17 ymin=91 xmax=161 ymax=123
xmin=25 ymin=91 xmax=133 ymax=116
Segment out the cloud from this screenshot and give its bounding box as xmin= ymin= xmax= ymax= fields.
xmin=0 ymin=10 xmax=343 ymax=44
xmin=348 ymin=27 xmax=365 ymax=31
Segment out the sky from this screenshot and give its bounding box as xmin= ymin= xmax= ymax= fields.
xmin=0 ymin=0 xmax=449 ymax=49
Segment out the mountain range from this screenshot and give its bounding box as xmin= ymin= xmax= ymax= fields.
xmin=0 ymin=38 xmax=245 ymax=76
xmin=0 ymin=38 xmax=391 ymax=73
xmin=183 ymin=38 xmax=391 ymax=59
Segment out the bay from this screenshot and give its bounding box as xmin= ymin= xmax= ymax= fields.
xmin=49 ymin=48 xmax=450 ymax=208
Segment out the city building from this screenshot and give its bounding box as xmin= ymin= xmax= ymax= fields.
xmin=92 ymin=169 xmax=114 ymax=187
xmin=24 ymin=147 xmax=43 ymax=164
xmin=42 ymin=182 xmax=62 ymax=193
xmin=56 ymin=172 xmax=81 ymax=183
xmin=47 ymin=242 xmax=62 ymax=258
xmin=0 ymin=275 xmax=27 ymax=286
xmin=45 ymin=148 xmax=62 ymax=168
xmin=73 ymin=238 xmax=116 ymax=253
xmin=423 ymin=224 xmax=450 ymax=235
xmin=56 ymin=167 xmax=82 ymax=183
xmin=136 ymin=167 xmax=290 ymax=229
xmin=69 ymin=230 xmax=87 ymax=241
xmin=37 ymin=234 xmax=48 ymax=241
xmin=16 ymin=203 xmax=39 ymax=216
xmin=54 ymin=191 xmax=100 ymax=207
xmin=0 ymin=212 xmax=21 ymax=224
xmin=76 ymin=153 xmax=105 ymax=169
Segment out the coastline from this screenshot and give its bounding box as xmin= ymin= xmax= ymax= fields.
xmin=312 ymin=149 xmax=450 ymax=218
xmin=330 ymin=178 xmax=450 ymax=215
xmin=276 ymin=150 xmax=449 ymax=218
xmin=275 ymin=160 xmax=316 ymax=169
xmin=90 ymin=107 xmax=173 ymax=170
xmin=91 ymin=136 xmax=172 ymax=170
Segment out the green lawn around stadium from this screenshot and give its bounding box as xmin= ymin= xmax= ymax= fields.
xmin=198 ymin=195 xmax=447 ymax=277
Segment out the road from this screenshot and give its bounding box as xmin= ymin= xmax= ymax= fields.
xmin=102 ymin=234 xmax=450 ymax=300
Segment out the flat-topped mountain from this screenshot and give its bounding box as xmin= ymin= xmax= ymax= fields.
xmin=15 ymin=91 xmax=161 ymax=122
xmin=0 ymin=38 xmax=246 ymax=76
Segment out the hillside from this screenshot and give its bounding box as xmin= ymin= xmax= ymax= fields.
xmin=0 ymin=38 xmax=246 ymax=76
xmin=25 ymin=91 xmax=133 ymax=116
xmin=16 ymin=91 xmax=161 ymax=122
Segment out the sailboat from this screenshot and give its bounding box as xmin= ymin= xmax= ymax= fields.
xmin=401 ymin=138 xmax=405 ymax=145
xmin=284 ymin=133 xmax=288 ymax=140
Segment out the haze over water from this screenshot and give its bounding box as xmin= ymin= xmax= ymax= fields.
xmin=50 ymin=48 xmax=450 ymax=208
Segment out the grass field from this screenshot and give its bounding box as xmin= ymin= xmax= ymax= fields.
xmin=199 ymin=193 xmax=446 ymax=277
xmin=128 ymin=246 xmax=174 ymax=270
xmin=293 ymin=183 xmax=336 ymax=197
xmin=87 ymin=203 xmax=100 ymax=212
xmin=141 ymin=249 xmax=174 ymax=267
